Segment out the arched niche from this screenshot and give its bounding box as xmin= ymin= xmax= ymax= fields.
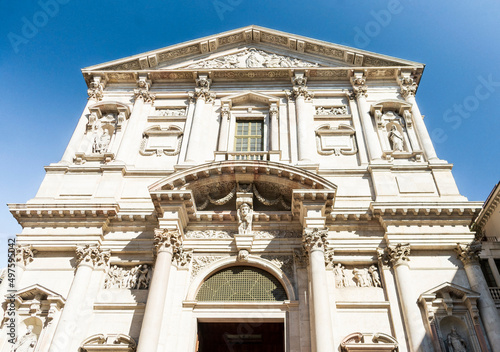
xmin=149 ymin=160 xmax=337 ymax=222
xmin=186 ymin=255 xmax=296 ymax=302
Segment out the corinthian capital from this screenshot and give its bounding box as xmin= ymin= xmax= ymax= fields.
xmin=302 ymin=228 xmax=329 ymax=253
xmin=350 ymin=71 xmax=367 ymax=99
xmin=75 ymin=244 xmax=109 ymax=268
xmin=87 ymin=76 xmax=105 ymax=101
xmin=15 ymin=244 xmax=37 ymax=268
xmin=287 ymin=74 xmax=313 ymax=101
xmin=154 ymin=229 xmax=182 ymax=255
xmin=455 ymin=241 xmax=482 ymax=266
xmin=397 ymin=72 xmax=418 ymax=99
xmin=387 ymin=243 xmax=411 ymax=267
xmin=134 ymin=77 xmax=155 ymax=103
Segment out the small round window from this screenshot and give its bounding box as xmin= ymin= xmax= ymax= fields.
xmin=196 ymin=266 xmax=288 ymax=302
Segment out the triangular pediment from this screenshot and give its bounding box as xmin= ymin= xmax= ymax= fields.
xmin=14 ymin=284 xmax=66 ymax=302
xmin=420 ymin=282 xmax=479 ymax=300
xmin=83 ymin=25 xmax=423 ymax=73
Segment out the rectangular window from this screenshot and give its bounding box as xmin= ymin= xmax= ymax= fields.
xmin=235 ymin=120 xmax=263 ymax=159
xmin=480 ymin=259 xmax=497 ymax=287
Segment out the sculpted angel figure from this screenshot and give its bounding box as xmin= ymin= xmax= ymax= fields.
xmin=447 ymin=328 xmax=467 ymax=352
xmin=12 ymin=325 xmax=37 ymax=352
xmin=237 ymin=203 xmax=253 ymax=236
xmin=389 ymin=125 xmax=404 ymax=152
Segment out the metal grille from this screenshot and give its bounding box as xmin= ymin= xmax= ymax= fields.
xmin=196 ymin=266 xmax=287 ymax=302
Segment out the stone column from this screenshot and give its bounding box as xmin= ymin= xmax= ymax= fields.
xmin=49 ymin=245 xmax=110 ymax=352
xmin=218 ymin=103 xmax=230 ymax=152
xmin=387 ymin=243 xmax=430 ymax=352
xmin=185 ymin=75 xmax=215 ymax=163
xmin=136 ymin=229 xmax=182 ymax=352
xmin=288 ymin=74 xmax=314 ymax=162
xmin=398 ymin=73 xmax=438 ymax=161
xmin=350 ymin=72 xmax=382 ymax=161
xmin=456 ymin=241 xmax=500 ymax=352
xmin=303 ymin=228 xmax=335 ymax=352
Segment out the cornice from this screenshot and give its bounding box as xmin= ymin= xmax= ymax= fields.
xmin=475 ymin=182 xmax=500 ymax=229
xmin=82 ymin=25 xmax=423 ymax=73
xmin=370 ymin=201 xmax=482 ymax=218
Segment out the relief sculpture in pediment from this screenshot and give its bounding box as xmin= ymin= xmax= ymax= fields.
xmin=185 ymin=48 xmax=319 ymax=69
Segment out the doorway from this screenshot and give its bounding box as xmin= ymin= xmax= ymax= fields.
xmin=197 ymin=322 xmax=284 ymax=352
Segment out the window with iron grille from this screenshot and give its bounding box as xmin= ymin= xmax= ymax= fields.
xmin=196 ymin=266 xmax=287 ymax=302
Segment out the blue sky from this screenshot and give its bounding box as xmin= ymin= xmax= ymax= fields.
xmin=1 ymin=1 xmax=499 ymax=264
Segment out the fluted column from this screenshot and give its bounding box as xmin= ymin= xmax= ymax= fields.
xmin=456 ymin=241 xmax=500 ymax=351
xmin=288 ymin=74 xmax=314 ymax=162
xmin=350 ymin=72 xmax=382 ymax=161
xmin=387 ymin=243 xmax=429 ymax=352
xmin=185 ymin=75 xmax=215 ymax=163
xmin=303 ymin=228 xmax=335 ymax=352
xmin=398 ymin=73 xmax=438 ymax=161
xmin=136 ymin=229 xmax=182 ymax=352
xmin=49 ymin=245 xmax=110 ymax=352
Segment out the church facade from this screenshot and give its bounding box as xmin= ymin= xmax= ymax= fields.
xmin=3 ymin=26 xmax=499 ymax=352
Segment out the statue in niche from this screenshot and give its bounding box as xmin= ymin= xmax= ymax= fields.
xmin=237 ymin=203 xmax=253 ymax=236
xmin=447 ymin=328 xmax=467 ymax=352
xmin=389 ymin=125 xmax=404 ymax=152
xmin=12 ymin=325 xmax=37 ymax=352
xmin=368 ymin=265 xmax=382 ymax=287
xmin=92 ymin=129 xmax=111 ymax=154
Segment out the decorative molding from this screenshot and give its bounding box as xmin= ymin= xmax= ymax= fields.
xmin=340 ymin=332 xmax=398 ymax=352
xmin=315 ymin=124 xmax=357 ymax=156
xmin=455 ymin=241 xmax=482 ymax=266
xmin=387 ymin=243 xmax=411 ymax=267
xmin=193 ymin=75 xmax=215 ymax=102
xmin=185 ymin=48 xmax=319 ymax=69
xmin=104 ymin=264 xmax=152 ymax=289
xmin=139 ymin=125 xmax=183 ymax=157
xmin=253 ymin=230 xmax=301 ymax=239
xmin=80 ymin=334 xmax=137 ymax=352
xmin=190 ymin=256 xmax=223 ymax=280
xmin=154 ymin=108 xmax=187 ymax=117
xmin=286 ymin=74 xmax=314 ymax=101
xmin=15 ymin=245 xmax=37 ymax=268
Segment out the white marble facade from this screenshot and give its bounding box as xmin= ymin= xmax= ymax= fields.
xmin=2 ymin=26 xmax=499 ymax=352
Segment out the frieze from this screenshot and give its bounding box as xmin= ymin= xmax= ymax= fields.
xmin=309 ymin=69 xmax=349 ymax=79
xmin=364 ymin=56 xmax=400 ymax=67
xmin=155 ymin=108 xmax=187 ymax=117
xmin=149 ymin=71 xmax=193 ymax=81
xmin=305 ymin=42 xmax=344 ymax=59
xmin=315 ymin=105 xmax=348 ymax=116
xmin=106 ymin=60 xmax=141 ymax=71
xmin=212 ymin=70 xmax=290 ymax=80
xmin=333 ymin=263 xmax=382 ymax=288
xmin=260 ymin=32 xmax=289 ymax=46
xmin=106 ymin=72 xmax=135 ymax=82
xmin=254 ymin=230 xmax=302 ymax=239
xmin=218 ymin=33 xmax=245 ymax=46
xmin=104 ymin=264 xmax=152 ymax=290
xmin=185 ymin=230 xmax=235 ymax=239
xmin=157 ymin=44 xmax=200 ymax=62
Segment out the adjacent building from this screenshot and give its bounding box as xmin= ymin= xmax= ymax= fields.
xmin=3 ymin=26 xmax=499 ymax=352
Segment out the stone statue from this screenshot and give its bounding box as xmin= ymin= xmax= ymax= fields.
xmin=447 ymin=328 xmax=467 ymax=352
xmin=12 ymin=325 xmax=37 ymax=352
xmin=92 ymin=129 xmax=111 ymax=154
xmin=134 ymin=265 xmax=150 ymax=289
xmin=368 ymin=265 xmax=382 ymax=287
xmin=353 ymin=268 xmax=368 ymax=287
xmin=389 ymin=125 xmax=404 ymax=152
xmin=237 ymin=203 xmax=253 ymax=236
xmin=334 ymin=263 xmax=348 ymax=288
